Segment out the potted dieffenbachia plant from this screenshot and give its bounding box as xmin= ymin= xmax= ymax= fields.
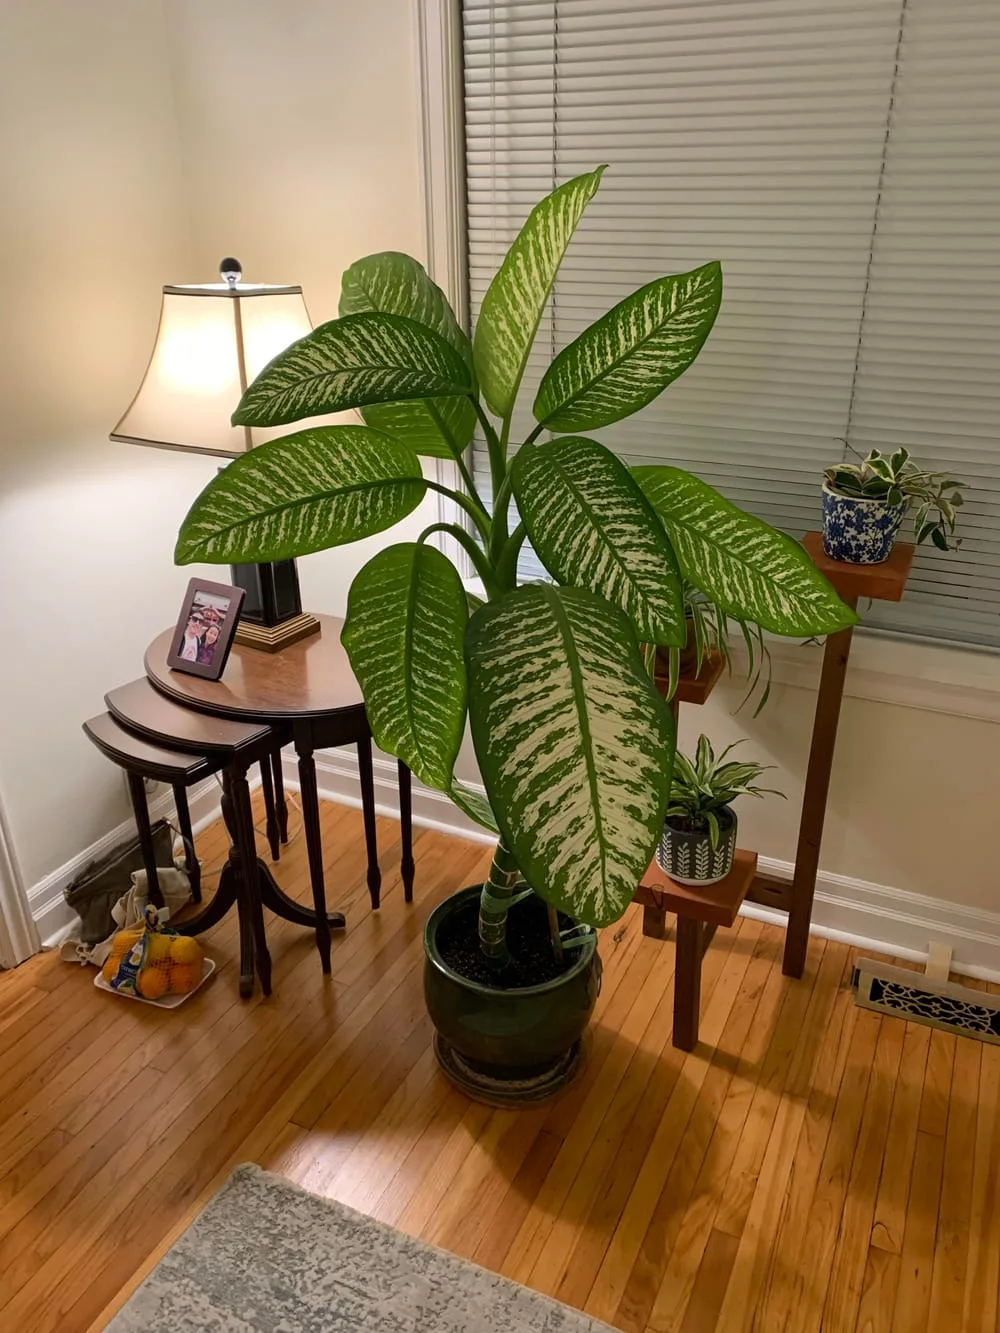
xmin=176 ymin=167 xmax=856 ymax=1100
xmin=822 ymin=446 xmax=964 ymax=565
xmin=658 ymin=736 xmax=783 ymax=886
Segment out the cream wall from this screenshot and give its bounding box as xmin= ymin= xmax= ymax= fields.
xmin=0 ymin=0 xmax=222 ymax=888
xmin=0 ymin=0 xmax=433 ymax=898
xmin=1 ymin=0 xmax=996 ymax=945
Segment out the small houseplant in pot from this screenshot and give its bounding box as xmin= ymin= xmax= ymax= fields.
xmin=174 ymin=167 xmax=856 ymax=1102
xmin=658 ymin=735 xmax=783 ymax=886
xmin=822 ymin=447 xmax=964 ymax=565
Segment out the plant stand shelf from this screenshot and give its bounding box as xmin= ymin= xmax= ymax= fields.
xmin=744 ymin=532 xmax=915 ymax=977
xmin=635 ymin=850 xmax=758 ymax=1050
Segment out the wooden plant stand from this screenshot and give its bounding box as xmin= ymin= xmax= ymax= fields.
xmin=636 ymin=851 xmax=757 ymax=1050
xmin=636 ymin=532 xmax=914 ymax=1047
xmin=746 ymin=533 xmax=914 ymax=977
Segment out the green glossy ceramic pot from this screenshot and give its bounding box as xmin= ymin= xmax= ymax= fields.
xmin=423 ymin=885 xmax=602 ymax=1104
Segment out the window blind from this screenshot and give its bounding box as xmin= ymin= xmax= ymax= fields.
xmin=462 ymin=0 xmax=1000 ymax=647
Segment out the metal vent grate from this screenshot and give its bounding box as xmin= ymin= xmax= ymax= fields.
xmin=852 ymin=958 xmax=1000 ymax=1045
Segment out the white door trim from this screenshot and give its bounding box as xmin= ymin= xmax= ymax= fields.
xmin=0 ymin=795 xmax=39 ymax=968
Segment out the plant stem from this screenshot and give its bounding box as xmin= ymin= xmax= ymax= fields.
xmin=417 ymin=523 xmax=500 ymax=599
xmin=472 ymin=399 xmax=507 ymax=500
xmin=494 ymin=523 xmax=526 ymax=592
xmin=523 ymin=421 xmax=546 ymax=447
xmin=423 ymin=480 xmax=491 ymax=543
xmin=455 ymin=453 xmax=488 ymax=517
xmin=547 ymin=905 xmax=564 ymax=963
xmin=478 ymin=839 xmax=520 ymax=967
xmin=488 ymin=473 xmax=514 ymax=566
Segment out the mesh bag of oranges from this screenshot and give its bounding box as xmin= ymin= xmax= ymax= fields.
xmin=100 ymin=904 xmax=204 ymax=1001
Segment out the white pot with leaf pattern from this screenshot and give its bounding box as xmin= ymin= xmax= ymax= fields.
xmin=657 ymin=735 xmax=783 ymax=888
xmin=658 ymin=805 xmax=737 ymax=887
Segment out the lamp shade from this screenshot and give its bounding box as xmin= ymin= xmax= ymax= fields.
xmin=111 ymin=268 xmax=312 ymax=458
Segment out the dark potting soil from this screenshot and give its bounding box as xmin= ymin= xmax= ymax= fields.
xmin=436 ymin=893 xmax=578 ymax=990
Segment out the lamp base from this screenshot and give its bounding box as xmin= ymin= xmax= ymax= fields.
xmin=234 ymin=611 xmax=321 ymax=653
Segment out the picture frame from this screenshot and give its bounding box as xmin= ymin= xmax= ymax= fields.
xmin=166 ymin=578 xmax=245 ymax=681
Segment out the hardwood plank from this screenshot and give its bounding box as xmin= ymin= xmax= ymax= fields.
xmin=593 ymin=922 xmax=772 ymax=1332
xmin=618 ymin=931 xmax=781 ymax=1333
xmin=677 ymin=1227 xmax=738 ymax=1333
xmin=0 ymin=798 xmax=994 ymax=1333
xmin=926 ymin=1036 xmax=980 ymax=1330
xmin=962 ymin=1044 xmax=1000 ymax=1333
xmin=853 ymin=1248 xmax=900 ymax=1333
xmin=917 ymin=1027 xmax=956 ymax=1138
xmin=870 ymin=1023 xmax=931 ymax=1253
xmin=819 ymin=1015 xmax=906 ymax=1333
xmin=890 ymin=1130 xmax=946 ymax=1333
xmin=701 ymin=943 xmax=842 ymax=1333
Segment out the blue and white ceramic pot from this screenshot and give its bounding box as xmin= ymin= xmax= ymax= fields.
xmin=821 ymin=482 xmax=906 ymax=565
xmin=657 ymin=805 xmax=737 ymax=887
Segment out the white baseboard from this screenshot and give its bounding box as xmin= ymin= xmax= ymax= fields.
xmin=29 ymin=777 xmax=225 ymax=949
xmin=292 ymin=748 xmax=1000 ymax=984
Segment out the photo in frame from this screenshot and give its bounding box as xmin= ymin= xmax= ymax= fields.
xmin=166 ymin=578 xmax=245 ymax=681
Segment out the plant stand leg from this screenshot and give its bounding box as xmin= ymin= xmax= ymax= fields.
xmin=294 ymin=724 xmax=334 ymax=974
xmin=126 ymin=771 xmax=164 ymax=909
xmin=673 ymin=917 xmax=704 ymax=1051
xmin=783 ymin=597 xmax=858 ymax=978
xmin=642 ymin=904 xmax=669 ymax=940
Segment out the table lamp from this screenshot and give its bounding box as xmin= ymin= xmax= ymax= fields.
xmin=112 ymin=258 xmax=321 ymax=651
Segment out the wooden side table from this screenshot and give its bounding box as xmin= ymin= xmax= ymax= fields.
xmin=635 ymin=850 xmax=758 ymax=1050
xmin=746 ymin=534 xmax=915 ymax=977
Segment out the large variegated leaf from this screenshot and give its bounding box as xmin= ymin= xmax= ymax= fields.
xmin=175 ymin=425 xmax=424 ymax=564
xmin=533 ymin=262 xmax=722 ymax=431
xmin=339 ymin=252 xmax=477 ymax=459
xmin=511 ymin=436 xmax=685 ymax=646
xmin=342 ymin=543 xmax=467 ymax=792
xmin=635 ymin=466 xmax=859 ymax=636
xmin=473 ymin=167 xmax=605 ymax=419
xmin=465 ymin=584 xmax=675 ymax=928
xmin=449 ymin=782 xmax=499 ymax=834
xmin=232 ymin=312 xmax=473 ymax=428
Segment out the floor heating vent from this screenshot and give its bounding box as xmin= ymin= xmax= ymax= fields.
xmin=852 ymin=958 xmax=1000 ymax=1045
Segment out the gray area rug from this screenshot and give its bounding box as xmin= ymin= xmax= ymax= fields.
xmin=106 ymin=1163 xmax=616 ymax=1332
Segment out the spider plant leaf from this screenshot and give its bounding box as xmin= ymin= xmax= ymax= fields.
xmin=512 ymin=436 xmax=685 ymax=646
xmin=705 ymin=808 xmax=721 ymax=852
xmin=175 ymin=425 xmax=425 ymax=564
xmin=635 ymin=466 xmax=859 ymax=636
xmin=532 ymin=262 xmax=722 ymax=432
xmin=342 ymin=543 xmax=468 ymax=792
xmin=473 ymin=167 xmax=606 ymax=418
xmin=339 ymin=251 xmax=477 ymax=460
xmin=465 ymin=583 xmax=676 ymax=928
xmin=233 ymin=312 xmax=473 ymax=427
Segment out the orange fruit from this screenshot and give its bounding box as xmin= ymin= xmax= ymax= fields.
xmin=169 ymin=961 xmax=202 ymax=995
xmin=144 ymin=932 xmax=173 ymax=965
xmin=169 ymin=936 xmax=202 ymax=966
xmin=137 ymin=966 xmax=169 ymax=1000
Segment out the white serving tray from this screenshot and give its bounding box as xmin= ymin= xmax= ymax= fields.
xmin=94 ymin=956 xmax=215 ymax=1008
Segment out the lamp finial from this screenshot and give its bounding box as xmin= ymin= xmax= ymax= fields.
xmin=219 ymin=257 xmax=242 ymax=289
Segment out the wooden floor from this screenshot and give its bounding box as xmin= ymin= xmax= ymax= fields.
xmin=1 ymin=795 xmax=998 ymax=1333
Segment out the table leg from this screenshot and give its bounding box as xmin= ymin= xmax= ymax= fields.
xmin=172 ymin=783 xmax=201 ymax=903
xmin=224 ymin=768 xmax=272 ymax=998
xmin=294 ymin=725 xmax=335 ymax=972
xmin=358 ymin=737 xmax=382 ymax=910
xmin=673 ymin=918 xmax=703 ymax=1051
xmin=398 ymin=760 xmax=414 ymax=904
xmin=783 ymin=598 xmax=858 ymax=979
xmin=642 ymin=904 xmax=669 ymax=940
xmin=271 ymin=749 xmax=289 ymax=844
xmin=126 ymin=771 xmax=164 ymax=909
xmin=258 ymin=755 xmax=281 ymax=862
